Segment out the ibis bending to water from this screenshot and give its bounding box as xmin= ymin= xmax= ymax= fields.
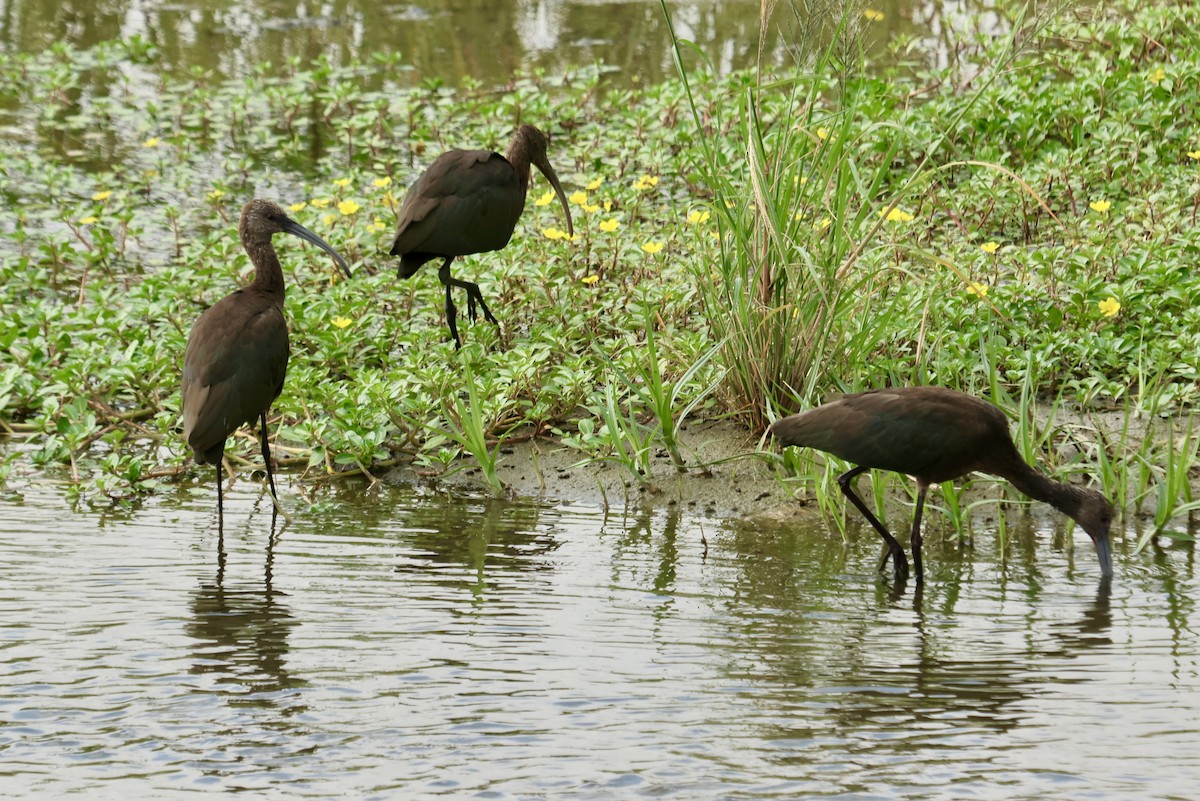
xmin=182 ymin=199 xmax=352 ymax=529
xmin=389 ymin=124 xmax=574 ymax=348
xmin=769 ymin=386 xmax=1114 ymax=582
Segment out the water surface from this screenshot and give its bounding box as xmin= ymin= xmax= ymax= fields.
xmin=1 ymin=477 xmax=1196 ymax=798
xmin=0 ymin=0 xmax=996 ymax=87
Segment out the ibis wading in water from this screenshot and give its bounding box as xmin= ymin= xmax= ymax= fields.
xmin=182 ymin=199 xmax=352 ymax=529
xmin=389 ymin=124 xmax=574 ymax=348
xmin=769 ymin=386 xmax=1114 ymax=583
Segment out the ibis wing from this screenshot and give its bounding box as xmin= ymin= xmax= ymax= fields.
xmin=772 ymin=387 xmax=1008 ymax=481
xmin=390 ymin=149 xmax=523 ymax=260
xmin=181 ymin=295 xmax=288 ymax=462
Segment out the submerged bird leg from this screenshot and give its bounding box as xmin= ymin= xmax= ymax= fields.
xmin=437 ymin=258 xmax=462 ymax=349
xmin=837 ymin=466 xmax=910 ymax=579
xmin=910 ymin=483 xmax=929 ymax=584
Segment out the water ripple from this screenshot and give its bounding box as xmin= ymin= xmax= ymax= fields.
xmin=0 ymin=480 xmax=1197 ymax=798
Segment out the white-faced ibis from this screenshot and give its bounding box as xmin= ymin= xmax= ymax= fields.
xmin=769 ymin=386 xmax=1114 ymax=583
xmin=182 ymin=199 xmax=351 ymax=529
xmin=389 ymin=124 xmax=574 ymax=348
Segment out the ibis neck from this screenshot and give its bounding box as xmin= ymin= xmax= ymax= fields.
xmin=245 ymin=240 xmax=286 ymax=299
xmin=505 ymin=143 xmax=533 ymax=195
xmin=997 ymin=457 xmax=1082 ymax=517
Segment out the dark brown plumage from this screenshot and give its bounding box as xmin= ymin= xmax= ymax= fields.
xmin=769 ymin=386 xmax=1114 ymax=582
xmin=389 ymin=124 xmax=574 ymax=348
xmin=182 ymin=199 xmax=351 ymax=530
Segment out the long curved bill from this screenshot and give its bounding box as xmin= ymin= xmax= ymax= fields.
xmin=281 ymin=217 xmax=352 ymax=279
xmin=1093 ymin=534 xmax=1113 ymax=578
xmin=537 ymin=159 xmax=575 ymax=239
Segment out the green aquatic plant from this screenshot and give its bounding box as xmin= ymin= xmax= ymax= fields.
xmin=1138 ymin=416 xmax=1200 ymax=549
xmin=600 ymin=306 xmax=724 ymax=474
xmin=0 ymin=0 xmax=1198 ymax=517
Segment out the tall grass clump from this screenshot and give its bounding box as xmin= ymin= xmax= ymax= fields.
xmin=663 ymin=0 xmax=909 ymax=429
xmin=663 ymin=0 xmax=1032 ymax=429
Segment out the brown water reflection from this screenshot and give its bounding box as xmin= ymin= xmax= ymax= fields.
xmin=0 ymin=477 xmax=1198 ymax=798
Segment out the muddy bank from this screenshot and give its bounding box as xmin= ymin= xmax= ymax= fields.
xmin=378 ymin=405 xmax=1199 ymax=539
xmin=381 ymin=418 xmax=816 ymax=522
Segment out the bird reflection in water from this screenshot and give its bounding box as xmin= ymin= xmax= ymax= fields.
xmin=792 ymin=578 xmax=1114 ymax=747
xmin=186 ymin=521 xmax=305 ymax=714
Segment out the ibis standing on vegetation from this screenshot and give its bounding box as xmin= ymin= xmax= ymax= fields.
xmin=389 ymin=124 xmax=574 ymax=348
xmin=769 ymin=386 xmax=1114 ymax=583
xmin=182 ymin=199 xmax=352 ymax=530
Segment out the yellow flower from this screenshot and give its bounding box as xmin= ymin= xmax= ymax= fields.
xmin=582 ymin=203 xmax=600 ymax=213
xmin=535 ymin=190 xmax=555 ymax=207
xmin=817 ymin=127 xmax=830 ymax=140
xmin=373 ymin=176 xmax=392 ymax=188
xmin=289 ymin=202 xmax=307 ymax=212
xmin=586 ymin=177 xmax=604 ymax=190
xmin=322 ymin=213 xmax=335 ymax=226
xmin=142 ymin=136 xmax=161 ymax=147
xmin=569 ymin=190 xmax=588 ymax=206
xmin=79 ymin=216 xmax=98 ymax=225
xmin=633 ymin=174 xmax=659 ymax=191
xmin=206 ymin=189 xmax=225 ymax=201
xmin=542 ymin=227 xmax=569 ymax=240
xmin=599 ymin=218 xmax=620 ymax=232
xmin=91 ymin=190 xmax=113 ymax=201
xmin=368 ymin=218 xmax=387 ymax=233
xmin=881 ymin=207 xmax=914 ymax=222
xmin=331 ymin=316 xmax=353 ymax=329
xmin=980 ymin=241 xmax=1000 ymax=254
xmin=1188 ymin=150 xmax=1200 ymax=160
xmin=603 ymin=200 xmax=613 ymax=212
xmin=333 ymin=178 xmax=351 ymax=188
xmin=863 ymin=8 xmax=884 ymax=21
xmin=793 ymin=175 xmax=808 ymax=185
xmin=687 ymin=209 xmax=711 ymax=224
xmin=1089 ymin=199 xmax=1111 ymax=213
xmin=338 ymin=199 xmax=361 ymax=215
xmin=311 ymin=197 xmax=332 ymax=209
xmin=641 ymin=241 xmax=664 ymax=255
xmin=581 ymin=274 xmax=600 ymax=285
xmin=1098 ymin=297 xmax=1120 ymax=317
xmin=966 ymin=282 xmax=988 ymax=297
xmin=1148 ymin=67 xmax=1166 ymax=84
xmin=814 ymin=217 xmax=831 ymax=230
xmin=794 ymin=210 xmax=805 ymax=221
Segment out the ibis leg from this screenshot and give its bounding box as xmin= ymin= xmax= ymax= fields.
xmin=260 ymin=412 xmax=278 ymax=504
xmin=438 ymin=259 xmax=463 ymax=349
xmin=457 ymin=281 xmax=496 ymax=326
xmin=910 ymin=484 xmax=928 ymax=584
xmin=837 ymin=466 xmax=909 ymax=579
xmin=215 ymin=463 xmax=224 ymax=534
xmin=437 ymin=257 xmax=496 ymax=328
